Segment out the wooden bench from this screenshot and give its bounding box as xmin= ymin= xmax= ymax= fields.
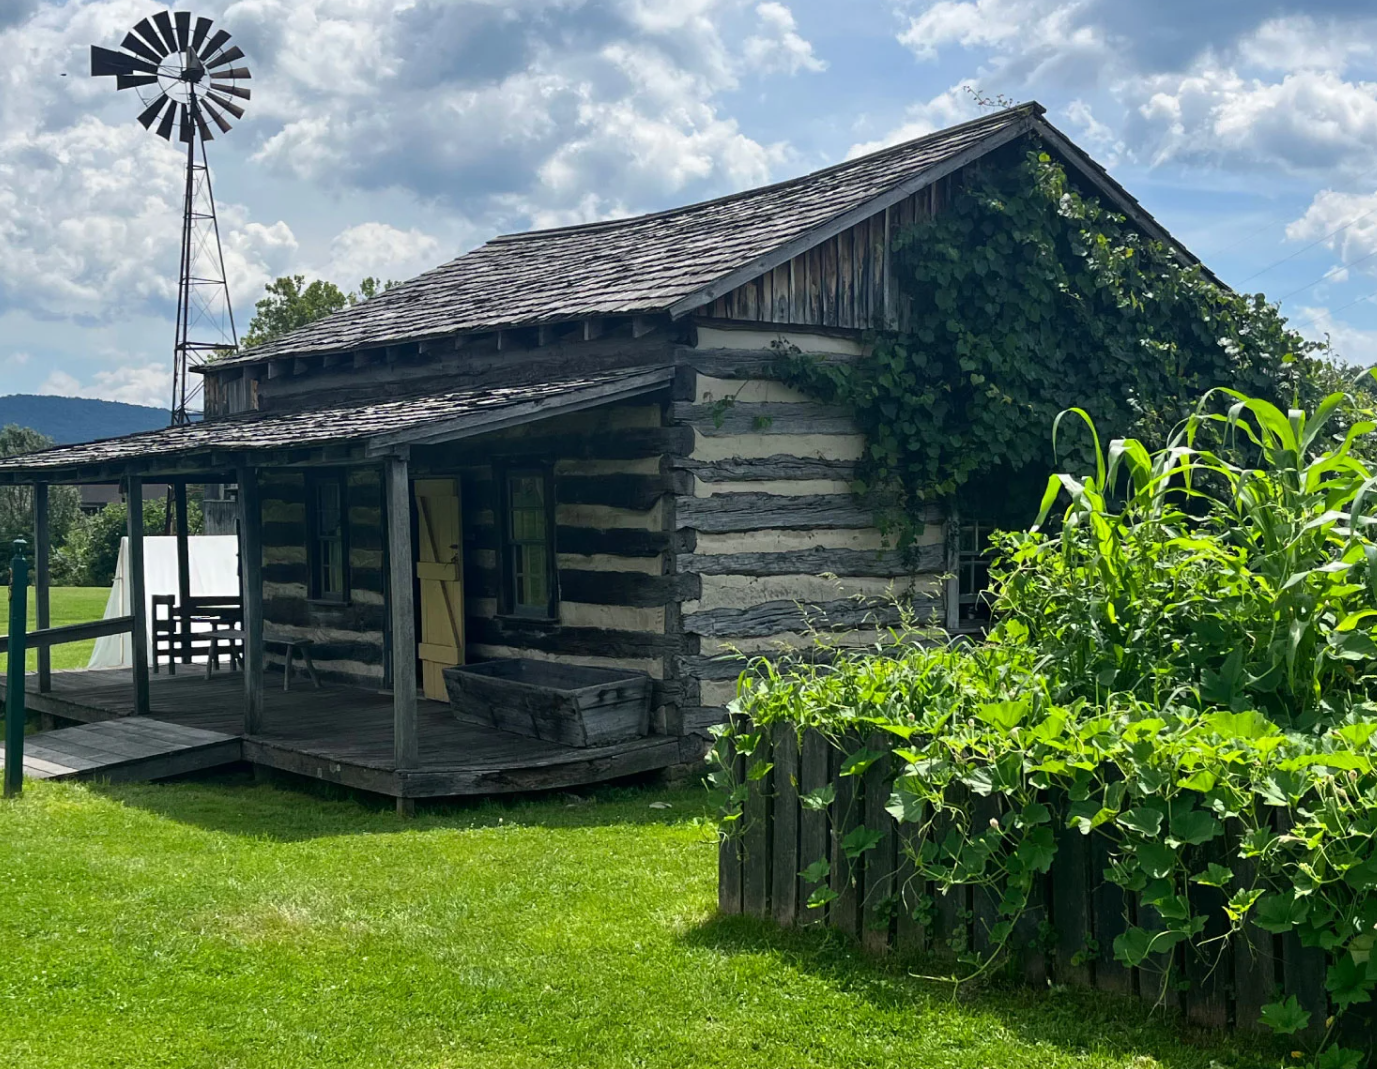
xmin=202 ymin=629 xmax=320 ymax=691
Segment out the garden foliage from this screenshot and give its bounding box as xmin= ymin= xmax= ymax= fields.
xmin=712 ymin=388 xmax=1377 ymax=1067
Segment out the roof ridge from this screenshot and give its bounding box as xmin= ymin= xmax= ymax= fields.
xmin=485 ymin=102 xmax=1044 ymax=246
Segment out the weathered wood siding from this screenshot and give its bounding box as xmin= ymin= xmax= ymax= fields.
xmin=259 ymin=468 xmax=386 ymax=686
xmin=699 ymin=174 xmax=960 ymax=333
xmin=413 ymin=403 xmax=686 ymax=733
xmin=671 ymin=364 xmax=947 ymax=730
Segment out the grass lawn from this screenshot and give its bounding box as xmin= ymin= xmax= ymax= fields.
xmin=0 ymin=585 xmax=109 ymax=673
xmin=0 ymin=776 xmax=1281 ymax=1069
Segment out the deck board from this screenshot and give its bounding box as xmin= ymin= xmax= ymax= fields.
xmin=5 ymin=668 xmax=696 ymax=798
xmin=1 ymin=717 xmax=241 ymax=783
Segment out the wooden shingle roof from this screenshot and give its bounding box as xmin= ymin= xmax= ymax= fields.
xmin=0 ymin=370 xmax=672 ymax=482
xmin=216 ymin=107 xmax=1042 ymax=367
xmin=212 ymin=102 xmax=1206 ymax=369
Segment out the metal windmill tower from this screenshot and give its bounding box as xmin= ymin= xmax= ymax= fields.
xmin=91 ymin=11 xmax=252 ymax=424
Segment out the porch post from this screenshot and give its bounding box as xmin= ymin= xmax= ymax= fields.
xmin=126 ymin=476 xmax=150 ymax=716
xmin=174 ymin=481 xmax=192 ymax=665
xmin=237 ymin=464 xmax=265 ymax=734
xmin=385 ymin=453 xmax=417 ymax=770
xmin=34 ymin=483 xmax=50 ymax=693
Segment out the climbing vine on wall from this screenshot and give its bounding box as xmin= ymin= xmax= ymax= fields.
xmin=778 ymin=149 xmax=1325 ymax=538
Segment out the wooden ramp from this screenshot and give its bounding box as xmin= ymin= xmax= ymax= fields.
xmin=0 ymin=718 xmax=241 ymax=783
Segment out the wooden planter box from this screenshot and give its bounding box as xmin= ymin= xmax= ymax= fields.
xmin=443 ymin=658 xmax=652 ymax=748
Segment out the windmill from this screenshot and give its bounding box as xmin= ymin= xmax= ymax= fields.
xmin=91 ymin=11 xmax=252 ymax=424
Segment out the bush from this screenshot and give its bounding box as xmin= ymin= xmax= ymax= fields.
xmin=715 ymin=386 xmax=1377 ymax=1065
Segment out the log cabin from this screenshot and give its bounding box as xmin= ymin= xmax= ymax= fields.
xmin=0 ymin=103 xmax=1207 ymax=807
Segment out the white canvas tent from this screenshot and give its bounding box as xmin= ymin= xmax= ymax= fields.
xmin=89 ymin=535 xmax=241 ymax=668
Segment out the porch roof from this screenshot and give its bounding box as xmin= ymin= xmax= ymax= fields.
xmin=0 ymin=368 xmax=673 ymax=484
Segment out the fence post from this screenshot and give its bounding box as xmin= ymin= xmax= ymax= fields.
xmin=4 ymin=538 xmax=29 ymax=798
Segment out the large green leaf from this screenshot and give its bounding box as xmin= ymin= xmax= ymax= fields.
xmin=1258 ymin=995 xmax=1311 ymax=1035
xmin=1254 ymin=892 xmax=1309 ymax=933
xmin=1168 ymin=805 xmax=1222 ymax=846
xmin=1326 ymin=954 xmax=1377 ymax=1008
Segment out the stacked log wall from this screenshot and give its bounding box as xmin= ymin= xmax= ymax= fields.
xmin=258 ymin=467 xmax=387 ymax=686
xmin=671 ymin=363 xmax=948 ymax=731
xmin=415 ymin=403 xmax=687 ymax=733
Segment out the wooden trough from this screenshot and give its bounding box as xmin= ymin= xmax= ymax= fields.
xmin=444 ymin=659 xmax=652 ymax=748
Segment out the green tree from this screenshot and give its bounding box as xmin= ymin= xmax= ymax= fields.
xmin=240 ymin=275 xmax=400 ymax=349
xmin=62 ymin=494 xmax=204 ymax=588
xmin=0 ymin=425 xmax=81 ymax=583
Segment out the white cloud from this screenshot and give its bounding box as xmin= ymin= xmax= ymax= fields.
xmin=846 ymin=85 xmax=981 ymax=158
xmin=39 ymin=362 xmax=169 ymax=408
xmin=1292 ymin=303 xmax=1377 ymax=367
xmin=319 ymin=222 xmax=444 ymax=288
xmin=236 ymin=0 xmax=803 ymax=217
xmin=1135 ymin=67 xmax=1377 ymax=173
xmin=1284 ymin=189 xmax=1377 ymax=273
xmin=743 ymin=3 xmax=826 ymax=75
xmin=896 ymin=0 xmax=1110 ymax=85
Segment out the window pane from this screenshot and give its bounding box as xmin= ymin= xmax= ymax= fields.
xmin=326 ymin=539 xmax=344 ymax=596
xmin=313 ymin=479 xmax=346 ymax=599
xmin=509 ymin=475 xmax=544 ymax=510
xmin=507 ymin=471 xmax=551 ymax=613
xmin=316 ymin=482 xmax=342 ymax=538
xmin=510 ymin=507 xmax=544 ymax=543
xmin=514 ymin=543 xmax=548 ymax=609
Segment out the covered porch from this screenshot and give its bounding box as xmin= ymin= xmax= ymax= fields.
xmin=18 ymin=668 xmax=689 ymax=797
xmin=0 ymin=369 xmax=683 ymax=808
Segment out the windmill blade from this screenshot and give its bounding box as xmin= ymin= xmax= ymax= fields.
xmin=116 ymin=73 xmax=160 ymax=90
xmin=191 ymin=16 xmax=212 ymax=51
xmin=201 ymin=98 xmax=233 ymax=134
xmin=132 ymin=18 xmax=170 ymax=58
xmin=215 ymin=67 xmax=252 ymax=80
xmin=156 ymin=100 xmax=177 ymax=140
xmin=152 ymin=12 xmax=180 ymax=55
xmin=209 ymin=82 xmax=250 ymax=100
xmin=206 ymin=92 xmax=245 ymax=120
xmin=205 ymin=45 xmax=244 ymax=70
xmin=179 ymin=103 xmax=195 ymax=143
xmin=91 ymin=44 xmax=157 ymax=77
xmin=174 ymin=11 xmax=191 ymax=49
xmin=192 ymin=104 xmax=214 ymax=142
xmin=199 ymin=28 xmax=231 ymax=59
xmin=119 ymin=32 xmax=163 ymax=66
xmin=137 ymin=93 xmax=171 ymax=130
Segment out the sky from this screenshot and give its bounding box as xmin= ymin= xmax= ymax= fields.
xmin=4 ymin=0 xmax=1377 ymax=412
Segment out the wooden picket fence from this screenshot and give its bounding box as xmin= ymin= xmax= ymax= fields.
xmin=718 ymin=721 xmax=1362 ymax=1040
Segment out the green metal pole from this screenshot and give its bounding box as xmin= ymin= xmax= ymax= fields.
xmin=4 ymin=538 xmax=28 ymax=798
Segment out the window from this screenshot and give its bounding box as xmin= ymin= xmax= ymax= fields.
xmin=308 ymin=473 xmax=348 ymax=601
xmin=501 ymin=467 xmax=556 ymax=618
xmin=957 ymin=521 xmax=996 ymax=627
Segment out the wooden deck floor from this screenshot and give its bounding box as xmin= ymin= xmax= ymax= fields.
xmin=11 ymin=669 xmax=694 ymax=799
xmin=1 ymin=717 xmax=240 ymax=783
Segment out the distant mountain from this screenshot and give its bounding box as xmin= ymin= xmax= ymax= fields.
xmin=0 ymin=395 xmax=167 ymax=445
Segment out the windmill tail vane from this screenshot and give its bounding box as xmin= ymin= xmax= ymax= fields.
xmin=91 ymin=10 xmax=252 ymax=424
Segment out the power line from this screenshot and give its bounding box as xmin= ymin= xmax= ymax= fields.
xmin=1290 ymin=291 xmax=1377 ymax=333
xmin=1276 ymin=245 xmax=1377 ymax=303
xmin=1238 ymin=202 xmax=1377 ymax=284
xmin=1205 ymin=157 xmax=1377 ymax=277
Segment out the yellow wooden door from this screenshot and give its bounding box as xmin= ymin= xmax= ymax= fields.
xmin=413 ymin=478 xmax=465 ymax=700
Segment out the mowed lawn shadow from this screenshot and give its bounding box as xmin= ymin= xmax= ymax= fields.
xmin=84 ymin=766 xmax=709 ymax=842
xmin=683 ymin=911 xmax=1285 ymax=1069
